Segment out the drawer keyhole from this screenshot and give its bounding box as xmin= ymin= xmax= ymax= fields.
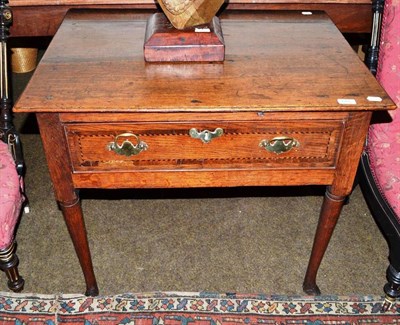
xmin=189 ymin=128 xmax=223 ymax=143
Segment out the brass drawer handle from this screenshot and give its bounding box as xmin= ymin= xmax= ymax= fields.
xmin=259 ymin=136 xmax=300 ymax=154
xmin=107 ymin=133 xmax=148 ymax=157
xmin=189 ymin=128 xmax=223 ymax=143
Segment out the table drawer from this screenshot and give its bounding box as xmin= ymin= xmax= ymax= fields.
xmin=65 ymin=120 xmax=344 ymax=171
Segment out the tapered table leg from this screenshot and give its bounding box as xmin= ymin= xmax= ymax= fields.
xmin=36 ymin=113 xmax=99 ymax=296
xmin=303 ymin=187 xmax=346 ymax=295
xmin=60 ymin=197 xmax=99 ymax=296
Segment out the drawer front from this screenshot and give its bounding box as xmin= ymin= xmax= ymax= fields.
xmin=65 ymin=120 xmax=344 ymax=171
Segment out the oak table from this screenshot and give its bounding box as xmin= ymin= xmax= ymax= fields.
xmin=14 ymin=10 xmax=395 ymax=296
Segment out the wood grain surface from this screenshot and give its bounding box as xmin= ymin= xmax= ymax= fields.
xmin=14 ymin=11 xmax=393 ymax=113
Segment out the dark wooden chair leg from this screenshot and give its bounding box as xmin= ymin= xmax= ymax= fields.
xmin=383 ymin=230 xmax=400 ymax=310
xmin=0 ymin=0 xmax=26 ymax=294
xmin=382 ymin=265 xmax=400 ymax=311
xmin=359 ymin=153 xmax=400 ymax=310
xmin=0 ymin=241 xmax=24 ymax=292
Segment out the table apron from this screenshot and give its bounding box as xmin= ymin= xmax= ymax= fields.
xmin=71 ymin=169 xmax=335 ymax=189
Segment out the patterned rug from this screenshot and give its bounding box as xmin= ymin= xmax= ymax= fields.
xmin=0 ymin=291 xmax=399 ymax=324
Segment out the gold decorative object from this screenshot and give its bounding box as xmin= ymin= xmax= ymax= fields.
xmin=11 ymin=48 xmax=38 ymax=73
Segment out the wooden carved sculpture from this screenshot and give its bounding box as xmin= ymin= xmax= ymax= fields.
xmin=144 ymin=0 xmax=225 ymax=62
xmin=158 ymin=0 xmax=225 ymax=30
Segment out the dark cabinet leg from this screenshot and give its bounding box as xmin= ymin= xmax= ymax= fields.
xmin=0 ymin=241 xmax=24 ymax=292
xmin=303 ymin=187 xmax=346 ymax=295
xmin=59 ymin=197 xmax=99 ymax=297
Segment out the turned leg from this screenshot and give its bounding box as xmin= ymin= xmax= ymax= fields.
xmin=60 ymin=197 xmax=99 ymax=296
xmin=303 ymin=187 xmax=346 ymax=295
xmin=36 ymin=113 xmax=99 ymax=296
xmin=0 ymin=241 xmax=24 ymax=292
xmin=365 ymin=0 xmax=384 ymax=75
xmin=302 ymin=112 xmax=372 ymax=294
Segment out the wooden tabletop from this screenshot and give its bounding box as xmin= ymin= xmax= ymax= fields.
xmin=14 ymin=10 xmax=394 ymax=113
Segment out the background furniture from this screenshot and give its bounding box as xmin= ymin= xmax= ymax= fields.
xmin=14 ymin=11 xmax=394 ymax=295
xmin=364 ymin=0 xmax=383 ymax=74
xmin=359 ymin=0 xmax=400 ymax=311
xmin=0 ymin=0 xmax=25 ymax=292
xmin=8 ymin=0 xmax=375 ymax=37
